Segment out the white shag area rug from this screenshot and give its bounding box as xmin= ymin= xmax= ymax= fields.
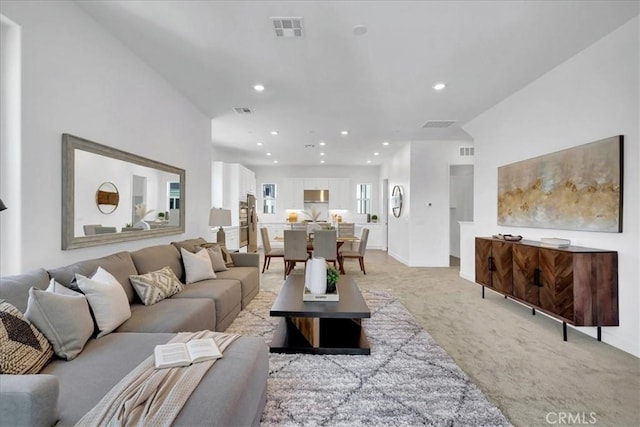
xmin=227 ymin=288 xmax=512 ymax=426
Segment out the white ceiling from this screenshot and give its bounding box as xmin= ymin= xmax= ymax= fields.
xmin=76 ymin=0 xmax=639 ymax=167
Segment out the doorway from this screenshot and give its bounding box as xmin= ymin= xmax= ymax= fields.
xmin=449 ymin=165 xmax=474 ymax=265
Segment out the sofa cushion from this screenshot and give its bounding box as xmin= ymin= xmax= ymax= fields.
xmin=129 ymin=266 xmax=183 ymax=306
xmin=0 ymin=268 xmax=50 ymax=313
xmin=1 ymin=300 xmax=53 ymax=374
xmin=41 ymin=332 xmax=268 ymax=426
xmin=181 ymin=248 xmax=216 ymax=284
xmin=48 ymin=252 xmax=138 ymax=304
xmin=76 ymin=268 xmax=131 ymax=338
xmin=172 ymin=279 xmax=241 ymax=332
xmin=215 ymin=267 xmax=260 ymax=309
xmin=171 ymin=237 xmax=208 ymax=254
xmin=196 ymin=243 xmax=229 ymax=272
xmin=130 ymin=244 xmax=183 ymax=282
xmin=116 ymin=298 xmax=215 ymax=333
xmin=24 ymin=281 xmax=93 ymax=360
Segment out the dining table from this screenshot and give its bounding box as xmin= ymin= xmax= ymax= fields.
xmin=274 ymin=234 xmax=360 ymax=274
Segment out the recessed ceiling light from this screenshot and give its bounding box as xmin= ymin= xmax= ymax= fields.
xmin=266 ymin=152 xmax=272 ymax=156
xmin=382 ymin=141 xmax=390 ymax=146
xmin=433 ymin=82 xmax=446 ymax=91
xmin=253 ymin=84 xmax=265 ymax=92
xmin=319 ymin=141 xmax=326 ymax=146
xmin=341 ymin=130 xmax=349 ymax=135
xmin=273 ymin=160 xmax=279 ymax=164
xmin=320 ymin=152 xmax=325 ymax=156
xmin=320 ymin=160 xmax=325 ymax=164
xmin=271 ymin=130 xmax=279 ymax=135
xmin=353 ymin=25 xmax=367 ymax=36
xmin=257 ymin=142 xmax=263 ymax=146
xmin=374 ymin=152 xmax=379 ymax=156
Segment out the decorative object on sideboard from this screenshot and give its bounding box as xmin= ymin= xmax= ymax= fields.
xmin=492 ymin=233 xmax=522 ymax=242
xmin=540 ymin=237 xmax=571 ymax=248
xmin=497 ymin=135 xmax=623 ymax=233
xmin=209 ymin=208 xmax=232 ymax=245
xmin=0 ymin=198 xmax=7 ymax=211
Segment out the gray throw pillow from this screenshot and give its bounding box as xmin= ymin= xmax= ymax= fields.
xmin=25 ymin=280 xmax=94 ymax=360
xmin=196 ymin=243 xmax=228 ymax=272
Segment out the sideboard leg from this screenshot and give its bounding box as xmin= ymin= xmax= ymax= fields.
xmin=563 ymin=322 xmax=567 ymax=341
xmin=532 ymin=307 xmax=536 ymax=316
xmin=504 ymin=295 xmax=507 ymax=299
xmin=597 ymin=326 xmax=602 ymax=342
xmin=482 ymin=286 xmax=485 ymax=299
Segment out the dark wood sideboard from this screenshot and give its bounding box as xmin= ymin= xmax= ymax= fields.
xmin=475 ymin=237 xmax=618 ymax=341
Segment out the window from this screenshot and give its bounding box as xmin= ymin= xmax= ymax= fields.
xmin=356 ymin=183 xmax=371 ymax=214
xmin=168 ymin=182 xmax=181 ymax=209
xmin=263 ymin=183 xmax=276 ymax=214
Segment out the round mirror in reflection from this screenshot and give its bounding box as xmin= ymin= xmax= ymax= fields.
xmin=96 ymin=182 xmax=119 ymax=214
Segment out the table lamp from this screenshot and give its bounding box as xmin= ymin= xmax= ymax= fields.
xmin=209 ymin=208 xmax=232 ymax=245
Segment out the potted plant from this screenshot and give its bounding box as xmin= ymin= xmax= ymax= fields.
xmin=326 ymin=266 xmax=339 ymax=294
xmin=371 ymin=214 xmax=378 ymax=223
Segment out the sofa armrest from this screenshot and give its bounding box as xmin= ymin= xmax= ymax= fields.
xmin=0 ymin=374 xmax=59 ymax=427
xmin=230 ymin=253 xmax=259 ymax=269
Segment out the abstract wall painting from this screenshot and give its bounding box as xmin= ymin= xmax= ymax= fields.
xmin=497 ymin=136 xmax=623 ymax=232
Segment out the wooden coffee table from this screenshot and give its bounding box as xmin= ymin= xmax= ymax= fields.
xmin=269 ymin=274 xmax=371 ymax=355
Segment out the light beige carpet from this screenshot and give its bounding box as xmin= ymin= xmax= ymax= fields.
xmin=258 ymin=250 xmax=640 ymax=427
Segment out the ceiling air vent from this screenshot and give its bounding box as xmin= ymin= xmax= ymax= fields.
xmin=233 ymin=107 xmax=252 ymax=114
xmin=422 ymin=120 xmax=456 ymax=128
xmin=459 ymin=146 xmax=475 ymax=157
xmin=271 ymin=17 xmax=304 ymax=38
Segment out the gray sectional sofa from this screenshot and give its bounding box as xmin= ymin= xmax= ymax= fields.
xmin=0 ymin=237 xmax=268 ymax=426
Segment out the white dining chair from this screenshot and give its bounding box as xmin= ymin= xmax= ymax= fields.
xmin=261 ymin=227 xmax=284 ymax=273
xmin=284 ymin=229 xmax=309 ymax=278
xmin=312 ymin=229 xmax=337 ymax=268
xmin=340 ymin=228 xmax=369 ymax=274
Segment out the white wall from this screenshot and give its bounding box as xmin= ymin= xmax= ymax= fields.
xmin=450 ymin=165 xmax=474 ymax=258
xmin=0 ymin=2 xmax=212 ymax=273
xmin=462 ymin=18 xmax=639 ymax=356
xmin=382 ymin=142 xmax=473 ymax=266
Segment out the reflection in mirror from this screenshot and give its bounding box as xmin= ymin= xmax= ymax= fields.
xmin=62 ymin=134 xmax=185 ymax=250
xmin=96 ymin=182 xmax=119 ymax=214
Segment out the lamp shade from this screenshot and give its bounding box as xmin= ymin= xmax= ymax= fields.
xmin=0 ymin=199 xmax=6 ymax=212
xmin=209 ymin=208 xmax=231 ymax=227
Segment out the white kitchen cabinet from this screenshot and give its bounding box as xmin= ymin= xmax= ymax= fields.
xmin=211 ymin=162 xmax=256 ymax=226
xmin=328 ymin=178 xmax=351 ymax=210
xmin=355 ymin=223 xmax=387 ymax=250
xmin=280 ymin=179 xmax=304 ymax=210
xmin=303 ymin=178 xmax=329 ymax=190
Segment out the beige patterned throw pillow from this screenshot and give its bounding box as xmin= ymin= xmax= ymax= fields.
xmin=129 ymin=266 xmax=184 ymax=306
xmin=1 ymin=300 xmax=53 ymax=374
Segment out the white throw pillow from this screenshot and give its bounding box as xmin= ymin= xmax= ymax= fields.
xmin=25 ymin=279 xmax=94 ymax=360
xmin=181 ymin=248 xmax=216 ymax=284
xmin=76 ymin=267 xmax=131 ymax=338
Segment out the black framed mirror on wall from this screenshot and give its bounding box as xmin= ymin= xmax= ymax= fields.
xmin=62 ymin=134 xmax=186 ymax=250
xmin=391 ymin=185 xmax=403 ymax=218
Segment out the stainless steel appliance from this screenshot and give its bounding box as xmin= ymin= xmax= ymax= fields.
xmin=247 ymin=194 xmax=258 ymax=253
xmin=239 ymin=200 xmax=248 ymax=249
xmin=303 ymin=189 xmax=329 ymax=203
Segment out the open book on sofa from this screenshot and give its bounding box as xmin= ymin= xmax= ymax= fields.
xmin=154 ymin=338 xmax=222 ymax=369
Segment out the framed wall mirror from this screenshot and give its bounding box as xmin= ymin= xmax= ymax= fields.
xmin=391 ymin=185 xmax=403 ymax=218
xmin=62 ymin=134 xmax=186 ymax=250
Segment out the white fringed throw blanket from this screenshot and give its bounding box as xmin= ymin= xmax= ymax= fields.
xmin=75 ymin=330 xmax=240 ymax=427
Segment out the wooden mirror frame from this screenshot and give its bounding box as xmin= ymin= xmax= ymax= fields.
xmin=62 ymin=134 xmax=186 ymax=250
